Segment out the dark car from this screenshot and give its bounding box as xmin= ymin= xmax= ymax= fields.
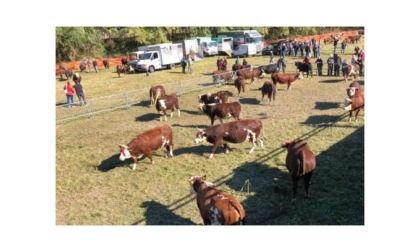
xmin=261 ymin=40 xmax=288 ymax=56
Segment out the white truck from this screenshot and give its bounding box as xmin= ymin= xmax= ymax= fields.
xmin=196 ymin=37 xmax=218 ymax=56
xmin=212 ymin=37 xmax=233 ymax=56
xmin=128 ymin=43 xmax=183 ymax=73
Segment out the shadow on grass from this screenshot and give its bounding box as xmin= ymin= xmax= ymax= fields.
xmin=173 ymin=144 xmax=213 ymax=157
xmin=96 ymin=154 xmax=132 ymax=172
xmin=168 ymin=71 xmax=185 ymax=74
xmin=132 ymin=100 xmax=152 ymax=107
xmin=56 ymin=102 xmax=67 ymax=106
xmin=181 ymin=109 xmax=201 ymax=116
xmin=319 ymin=79 xmax=343 ymax=83
xmin=135 ymin=113 xmax=160 ymax=122
xmin=133 ymin=201 xmax=195 ymax=225
xmin=314 ymin=102 xmax=341 ymax=110
xmin=171 ymin=123 xmax=210 ymax=129
xmin=239 ymin=97 xmax=260 ymax=105
xmin=301 ymin=114 xmax=347 ymax=125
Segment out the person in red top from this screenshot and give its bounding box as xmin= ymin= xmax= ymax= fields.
xmin=63 ymin=81 xmax=75 ymax=107
xmin=303 ymin=56 xmax=311 ymax=65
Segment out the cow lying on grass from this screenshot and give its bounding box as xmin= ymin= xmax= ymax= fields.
xmin=189 ymin=175 xmax=246 ymax=225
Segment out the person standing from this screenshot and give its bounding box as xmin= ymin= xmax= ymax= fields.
xmin=187 ymin=54 xmax=193 ymax=74
xmin=86 ymin=59 xmax=91 ymax=72
xmin=63 ymin=81 xmax=75 ymax=107
xmin=358 ymin=50 xmax=365 ymax=76
xmin=333 ymin=53 xmax=342 ymax=77
xmin=73 ymin=81 xmax=87 ymax=106
xmin=341 ymin=40 xmax=347 ymax=54
xmin=327 ymin=54 xmax=334 ymax=76
xmin=92 ymin=59 xmax=98 ymax=73
xmin=235 ymin=56 xmax=240 ymax=65
xmin=315 ymin=56 xmax=323 ymax=76
xmin=181 ymin=56 xmax=187 ymax=74
xmin=269 ymin=50 xmax=274 ymax=64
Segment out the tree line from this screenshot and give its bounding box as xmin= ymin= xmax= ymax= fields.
xmin=56 ymin=27 xmax=362 ymax=62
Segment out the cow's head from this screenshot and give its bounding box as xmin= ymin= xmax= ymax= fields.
xmin=298 ymin=72 xmax=304 ymax=80
xmin=344 ymin=98 xmax=352 ymax=111
xmin=347 ymin=87 xmax=357 ymax=98
xmin=198 ymin=103 xmax=206 ymax=113
xmin=119 ymin=145 xmax=132 ymax=161
xmin=194 ymin=128 xmax=207 ymax=144
xmin=188 ymin=175 xmax=214 ymax=194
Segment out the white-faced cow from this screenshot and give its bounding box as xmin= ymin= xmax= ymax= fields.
xmin=198 ymin=91 xmax=229 ymax=104
xmin=150 ymin=85 xmax=166 ymax=106
xmin=194 ymin=119 xmax=264 ymax=158
xmin=198 ymin=102 xmax=241 ymax=125
xmin=342 ymin=63 xmax=360 ymax=82
xmin=346 ymin=81 xmax=361 ymax=98
xmin=156 ymin=94 xmax=181 ymax=121
xmin=236 ymin=68 xmax=265 ymax=84
xmin=281 ymin=139 xmax=316 ymax=201
xmin=260 ymin=81 xmax=277 ymax=105
xmin=271 ymin=72 xmax=303 ymax=91
xmin=119 ymin=125 xmax=174 ymax=171
xmin=189 ymin=175 xmax=246 ymax=225
xmin=212 ymin=70 xmax=235 ymax=84
xmin=344 ymin=90 xmax=364 ymax=121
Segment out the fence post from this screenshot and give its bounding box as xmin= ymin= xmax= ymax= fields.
xmin=86 ymin=101 xmax=93 ymax=118
xmin=217 ymin=75 xmax=221 ymax=88
xmin=178 ymin=81 xmax=183 ymax=96
xmin=124 ymin=93 xmax=130 ymax=110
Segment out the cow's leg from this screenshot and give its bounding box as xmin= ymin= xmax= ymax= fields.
xmin=348 ymin=111 xmax=353 ymax=122
xmin=304 ymin=172 xmax=313 ymax=199
xmin=223 ymin=143 xmax=230 ymax=154
xmin=355 ymin=108 xmax=362 ymax=122
xmin=211 ymin=116 xmax=215 ymax=125
xmin=287 ymin=83 xmax=291 ymax=91
xmin=246 ymin=129 xmax=257 ymax=153
xmin=257 ymin=135 xmax=264 ymax=148
xmin=165 ymin=145 xmax=174 ymax=157
xmin=145 ymin=150 xmax=154 ymax=164
xmin=177 ymin=109 xmax=181 ymax=117
xmin=209 ymin=141 xmax=222 ymax=158
xmin=131 ymin=157 xmax=138 ymax=171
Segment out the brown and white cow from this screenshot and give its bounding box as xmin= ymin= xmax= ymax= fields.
xmin=260 ymin=81 xmax=277 ymax=105
xmin=346 ymin=81 xmax=361 ymax=98
xmin=194 ymin=119 xmax=264 ymax=158
xmin=234 ymin=76 xmax=246 ymax=96
xmin=189 ymin=175 xmax=246 ymax=225
xmin=212 ymin=70 xmax=235 ymax=84
xmin=116 ymin=64 xmax=132 ymax=77
xmin=271 ymin=72 xmax=303 ymax=91
xmin=119 ymin=125 xmax=174 ymax=170
xmin=198 ymin=91 xmax=229 ymax=104
xmin=150 ymin=85 xmax=166 ymax=106
xmin=281 ymin=139 xmax=316 ymax=201
xmin=236 ymin=68 xmax=265 ymax=84
xmin=342 ymin=63 xmax=360 ymax=82
xmin=198 ymin=102 xmax=241 ymax=125
xmin=156 ymin=94 xmax=180 ymax=121
xmin=344 ymin=90 xmax=364 ymax=121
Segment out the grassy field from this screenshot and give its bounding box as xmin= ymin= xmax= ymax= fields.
xmin=56 ymin=38 xmax=364 ymax=225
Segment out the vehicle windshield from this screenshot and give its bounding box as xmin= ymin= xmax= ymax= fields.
xmin=251 ymin=37 xmax=263 ymax=43
xmin=208 ymin=41 xmax=217 ymax=47
xmin=138 ymin=53 xmax=152 ymax=60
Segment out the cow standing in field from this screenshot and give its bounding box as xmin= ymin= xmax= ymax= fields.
xmin=103 ymin=59 xmax=110 ymax=69
xmin=260 ymin=81 xmax=277 ymax=105
xmin=156 ymin=94 xmax=181 ymax=121
xmin=194 ymin=119 xmax=264 ymax=158
xmin=119 ymin=125 xmax=174 ymax=171
xmin=271 ymin=72 xmax=303 ymax=91
xmin=342 ymin=63 xmax=360 ymax=82
xmin=258 ymin=64 xmax=278 ymax=74
xmin=281 ymin=139 xmax=316 ymax=201
xmin=295 ymin=62 xmax=312 ymax=78
xmin=189 ymin=175 xmax=246 ymax=225
xmin=116 ymin=65 xmax=131 ymax=77
xmin=198 ymin=91 xmax=229 ymax=104
xmin=346 ymin=81 xmax=361 ymax=98
xmin=198 ymin=102 xmax=241 ymax=125
xmin=234 ymin=76 xmax=246 ymax=96
xmin=79 ymin=62 xmax=87 ymax=72
xmin=212 ymin=70 xmax=234 ymax=84
xmin=344 ymin=90 xmax=364 ymax=121
xmin=150 ymin=85 xmax=166 ymax=106
xmin=236 ymin=68 xmax=265 ymax=84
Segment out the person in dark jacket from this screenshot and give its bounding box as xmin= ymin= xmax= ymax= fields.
xmin=73 ymin=81 xmax=86 ymax=106
xmin=315 ymin=56 xmax=323 ymax=76
xmin=333 ymin=53 xmax=342 ymax=76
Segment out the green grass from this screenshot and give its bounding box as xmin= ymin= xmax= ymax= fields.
xmin=56 ymin=38 xmax=364 ymax=225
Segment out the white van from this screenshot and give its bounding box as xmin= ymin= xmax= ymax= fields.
xmin=231 ymin=43 xmax=257 ymax=57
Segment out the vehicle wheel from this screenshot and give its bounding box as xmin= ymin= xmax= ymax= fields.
xmin=148 ymin=66 xmax=155 ymax=73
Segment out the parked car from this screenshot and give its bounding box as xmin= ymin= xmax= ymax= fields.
xmin=231 ymin=43 xmax=257 ymax=57
xmin=261 ymin=39 xmax=288 ymax=56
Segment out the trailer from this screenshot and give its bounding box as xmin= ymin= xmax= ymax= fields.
xmin=196 ymin=37 xmax=218 ymax=56
xmin=129 ymin=43 xmax=183 ymax=73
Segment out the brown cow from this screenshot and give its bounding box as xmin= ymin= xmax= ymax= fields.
xmin=260 ymin=81 xmax=276 ymax=105
xmin=232 ymin=63 xmax=251 ymax=71
xmin=116 ymin=64 xmax=133 ymax=77
xmin=198 ymin=102 xmax=241 ymax=125
xmin=194 ymin=119 xmax=264 ymax=158
xmin=236 ymin=68 xmax=265 ymax=84
xmin=342 ymin=63 xmax=360 ymax=82
xmin=198 ymin=91 xmax=229 ymax=104
xmin=234 ymin=76 xmax=246 ymax=96
xmin=344 ymin=90 xmax=364 ymax=121
xmin=346 ymin=81 xmax=361 ymax=98
xmin=189 ymin=175 xmax=246 ymax=225
xmin=212 ymin=70 xmax=235 ymax=84
xmin=119 ymin=125 xmax=174 ymax=170
xmin=150 ymin=85 xmax=166 ymax=106
xmin=281 ymin=139 xmax=316 ymax=201
xmin=271 ymin=72 xmax=303 ymax=91
xmin=156 ymin=94 xmax=181 ymax=121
